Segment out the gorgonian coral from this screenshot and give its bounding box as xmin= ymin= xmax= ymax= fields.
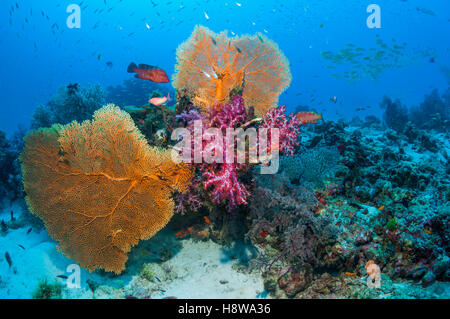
xmin=172 ymin=25 xmax=291 ymax=116
xmin=20 ymin=105 xmax=193 ymax=274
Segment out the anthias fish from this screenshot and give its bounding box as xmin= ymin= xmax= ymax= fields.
xmin=127 ymin=62 xmax=169 ymax=83
xmin=149 ymin=92 xmax=171 ymax=106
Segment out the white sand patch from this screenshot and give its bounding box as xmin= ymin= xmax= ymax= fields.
xmin=151 ymin=239 xmax=267 ymax=299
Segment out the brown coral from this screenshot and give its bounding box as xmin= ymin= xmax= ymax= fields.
xmin=20 ymin=104 xmax=193 ymax=274
xmin=172 ymin=25 xmax=292 ymax=116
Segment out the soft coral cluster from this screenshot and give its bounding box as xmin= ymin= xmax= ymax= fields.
xmin=201 ymin=96 xmax=250 ymax=210
xmin=261 ymin=104 xmax=303 ymax=156
xmin=203 ymin=163 xmax=250 ymax=210
xmin=179 ymin=95 xmax=305 ymax=211
xmin=209 ymin=95 xmax=247 ymax=130
xmin=180 ymin=95 xmax=249 ymax=210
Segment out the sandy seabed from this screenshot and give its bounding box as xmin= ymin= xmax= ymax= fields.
xmin=0 ymin=205 xmax=266 ymax=299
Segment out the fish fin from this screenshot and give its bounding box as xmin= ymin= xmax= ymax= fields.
xmin=127 ymin=62 xmax=137 ymax=73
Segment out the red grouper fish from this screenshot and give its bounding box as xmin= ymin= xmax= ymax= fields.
xmin=127 ymin=62 xmax=170 ymax=83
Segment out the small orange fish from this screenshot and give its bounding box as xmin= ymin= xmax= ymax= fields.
xmin=197 ymin=230 xmax=209 ymax=238
xmin=175 ymin=230 xmax=187 ymax=238
xmin=149 ymin=92 xmax=171 ymax=106
xmin=175 ymin=227 xmax=193 ymax=239
xmin=345 ymin=272 xmax=357 ymax=276
xmin=377 ymin=205 xmax=385 ymax=211
xmin=424 ymin=230 xmax=431 ymax=234
xmin=295 ymin=112 xmax=322 ymax=124
xmin=203 ymin=216 xmax=211 ymax=224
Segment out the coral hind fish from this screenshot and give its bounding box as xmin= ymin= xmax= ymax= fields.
xmin=127 ymin=62 xmax=169 ymax=83
xmin=295 ymin=112 xmax=322 ymax=124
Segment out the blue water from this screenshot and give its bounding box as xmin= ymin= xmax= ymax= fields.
xmin=0 ymin=0 xmax=449 ymax=135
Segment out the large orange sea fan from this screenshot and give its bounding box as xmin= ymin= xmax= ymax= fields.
xmin=20 ymin=105 xmax=193 ymax=274
xmin=172 ymin=25 xmax=292 ymax=116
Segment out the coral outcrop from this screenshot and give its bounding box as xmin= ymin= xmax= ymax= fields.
xmin=172 ymin=25 xmax=291 ymax=116
xmin=31 ymin=84 xmax=106 ymax=129
xmin=20 ymin=105 xmax=193 ymax=274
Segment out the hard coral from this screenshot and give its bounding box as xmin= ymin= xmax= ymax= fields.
xmin=172 ymin=25 xmax=291 ymax=116
xmin=20 ymin=105 xmax=193 ymax=274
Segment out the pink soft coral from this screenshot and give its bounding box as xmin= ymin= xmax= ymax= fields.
xmin=177 ymin=96 xmax=304 ymax=211
xmin=202 ymin=163 xmax=249 ymax=210
xmin=202 ymin=95 xmax=249 ymax=210
xmin=260 ymin=105 xmax=303 ymax=156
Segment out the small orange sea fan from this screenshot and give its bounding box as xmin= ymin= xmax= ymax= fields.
xmin=20 ymin=104 xmax=193 ymax=274
xmin=172 ymin=25 xmax=292 ymax=116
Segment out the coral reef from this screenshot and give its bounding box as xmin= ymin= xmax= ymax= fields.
xmin=31 ymin=84 xmax=106 ymax=129
xmin=32 ymin=278 xmax=63 ymax=299
xmin=174 ymin=94 xmax=307 ymax=212
xmin=123 ymin=90 xmax=176 ymax=147
xmin=236 ymin=101 xmax=449 ymax=297
xmin=3 ymin=21 xmax=448 ymax=299
xmin=381 ymin=87 xmax=450 ymax=134
xmin=381 ymin=96 xmax=409 ymax=132
xmin=281 ymin=146 xmax=342 ymax=187
xmin=20 ymin=105 xmax=193 ymax=274
xmin=409 ymin=88 xmax=450 ymax=132
xmin=172 ymin=25 xmax=291 ymax=116
xmin=0 ymin=128 xmax=25 ymax=207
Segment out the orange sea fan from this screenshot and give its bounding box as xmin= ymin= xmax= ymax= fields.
xmin=20 ymin=104 xmax=193 ymax=274
xmin=172 ymin=25 xmax=292 ymax=116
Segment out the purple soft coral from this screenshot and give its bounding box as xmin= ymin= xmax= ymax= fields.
xmin=201 ymin=96 xmax=250 ymax=210
xmin=209 ymin=95 xmax=247 ymax=130
xmin=176 ymin=109 xmax=204 ymax=124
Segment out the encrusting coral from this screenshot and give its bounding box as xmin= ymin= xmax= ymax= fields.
xmin=20 ymin=104 xmax=193 ymax=274
xmin=172 ymin=25 xmax=291 ymax=116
